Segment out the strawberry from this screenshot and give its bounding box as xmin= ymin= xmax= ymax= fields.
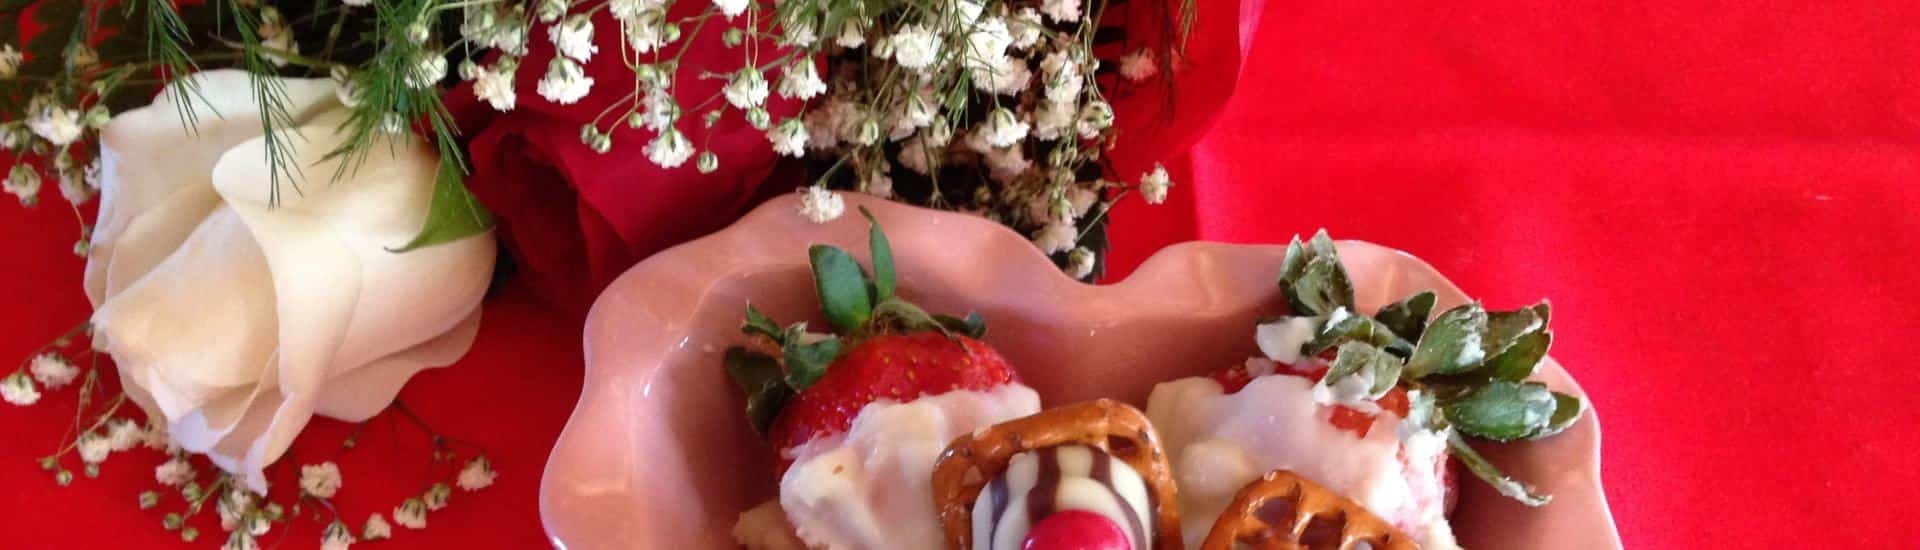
xmin=724 ymin=208 xmax=1020 ymax=473
xmin=1207 ymin=362 xmax=1409 ymax=438
xmin=767 ymin=332 xmax=1019 ymax=457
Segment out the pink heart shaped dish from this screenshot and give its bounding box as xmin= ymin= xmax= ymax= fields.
xmin=541 ymin=194 xmax=1621 ymax=549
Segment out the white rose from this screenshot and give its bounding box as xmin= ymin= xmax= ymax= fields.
xmin=83 ymin=70 xmax=496 ymax=494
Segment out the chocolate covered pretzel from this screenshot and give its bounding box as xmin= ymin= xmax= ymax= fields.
xmin=1198 ymin=470 xmax=1415 ymax=550
xmin=932 ymin=399 xmax=1185 ymax=550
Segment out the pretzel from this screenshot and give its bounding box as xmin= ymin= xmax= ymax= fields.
xmin=932 ymin=399 xmax=1184 ymax=550
xmin=1198 ymin=470 xmax=1415 ymax=550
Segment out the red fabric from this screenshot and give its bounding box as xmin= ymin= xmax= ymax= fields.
xmin=6 ymin=1 xmax=1920 ymax=548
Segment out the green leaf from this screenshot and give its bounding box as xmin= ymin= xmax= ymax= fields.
xmin=1529 ymin=301 xmax=1553 ymax=325
xmin=1529 ymin=391 xmax=1584 ymax=440
xmin=724 ymin=348 xmax=792 ymax=437
xmin=1304 ymin=310 xmax=1401 ymax=358
xmin=781 ymin=338 xmax=840 ymax=391
xmin=1483 ymin=305 xmax=1546 ymax=358
xmin=1406 ymin=304 xmax=1489 ymax=378
xmin=1278 ymin=230 xmax=1354 ymax=316
xmin=742 ymin=304 xmax=785 ymax=343
xmin=1484 ymin=330 xmax=1552 ymax=381
xmin=1323 ymin=342 xmax=1403 ymax=400
xmin=933 ymin=312 xmax=987 ymax=339
xmin=1443 ymin=380 xmax=1556 ymax=441
xmin=810 ymin=245 xmax=873 ymax=332
xmin=860 ymin=207 xmax=895 ymax=301
xmin=1448 ymin=432 xmax=1551 ymax=506
xmin=391 ymin=161 xmax=497 ymax=252
xmin=1374 ymin=291 xmax=1437 ymax=342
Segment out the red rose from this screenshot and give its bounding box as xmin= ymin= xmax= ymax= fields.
xmin=448 ymin=6 xmax=802 ymax=315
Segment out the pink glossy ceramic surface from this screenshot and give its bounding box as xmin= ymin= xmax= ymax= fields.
xmin=542 ymin=194 xmax=1621 ymax=549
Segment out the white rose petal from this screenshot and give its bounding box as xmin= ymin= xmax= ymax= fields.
xmin=87 ymin=70 xmax=495 ymax=494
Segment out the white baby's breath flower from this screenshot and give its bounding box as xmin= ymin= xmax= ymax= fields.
xmin=850 ymin=116 xmax=882 ymax=146
xmin=1077 ymin=99 xmax=1113 ymax=139
xmin=549 ymin=14 xmax=598 ymax=62
xmin=342 ymin=0 xmax=371 ymax=6
xmin=2 ymin=371 xmax=39 ymax=406
xmin=1041 ymin=0 xmax=1081 ymax=22
xmin=835 ymin=20 xmax=867 ymax=48
xmin=321 ymin=521 xmax=356 ymax=550
xmin=106 ymin=418 xmax=142 ymax=451
xmin=924 ymin=117 xmax=954 ymax=147
xmin=964 ymin=18 xmax=1014 ymax=71
xmin=1040 ymin=51 xmax=1083 ymax=104
xmin=889 ymin=87 xmax=936 ymax=140
xmin=77 ymin=431 xmax=111 ymax=464
xmin=537 ymin=57 xmax=595 ymax=104
xmin=725 ymin=68 xmax=769 ymax=109
xmin=645 ymin=129 xmax=694 ymax=168
xmin=971 ymin=55 xmax=1031 ymax=96
xmin=1067 ymin=185 xmax=1099 ymax=217
xmin=1119 ymin=48 xmax=1158 ymax=82
xmin=1009 ymin=9 xmax=1043 ymax=50
xmin=223 ymin=531 xmax=260 ymax=550
xmin=797 ymin=186 xmax=845 ymax=224
xmin=623 ymin=10 xmax=669 ymax=53
xmin=29 ymin=106 xmax=84 ymax=146
xmin=864 ymin=164 xmax=894 ymax=198
xmin=218 ymin=488 xmax=256 ymax=532
xmin=330 ymin=66 xmax=361 ymax=108
xmin=537 ymin=0 xmax=569 ymax=23
xmin=980 ymin=108 xmax=1029 ymax=148
xmin=896 ymin=137 xmax=934 ymax=175
xmin=945 ymin=0 xmax=986 ymax=24
xmin=393 ymin=498 xmax=428 ymax=529
xmin=406 ymin=53 xmax=447 ymax=89
xmin=783 ymin=15 xmax=817 ymax=47
xmin=767 ymin=119 xmax=809 ymax=157
xmin=155 ymin=457 xmax=193 ymax=487
xmin=714 ymin=0 xmax=749 ymax=18
xmin=362 ymin=514 xmax=393 ymax=540
xmin=300 ymin=462 xmax=343 ymax=498
xmin=636 ymin=89 xmax=678 ymax=131
xmin=28 ymin=353 xmax=78 ymax=389
xmin=1066 ymin=247 xmax=1096 ymax=279
xmin=983 ymin=143 xmax=1031 ymax=184
xmin=1032 ymin=100 xmax=1074 ymax=140
xmin=1139 ymin=163 xmax=1172 ymax=204
xmin=0 ymin=44 xmax=21 ymax=77
xmin=457 ymin=456 xmax=497 ymax=491
xmin=608 ymin=0 xmax=654 ymax=22
xmin=491 ymin=19 xmax=531 ymax=55
xmin=59 ymin=169 xmax=93 ymax=206
xmin=1034 ymin=222 xmax=1077 ymax=254
xmin=423 ymin=482 xmax=452 ymax=511
xmin=777 ymin=60 xmax=826 ymax=100
xmin=473 ymin=60 xmax=518 ymax=111
xmin=890 ymin=24 xmax=940 ymax=71
xmin=7 ymin=164 xmax=42 ymax=205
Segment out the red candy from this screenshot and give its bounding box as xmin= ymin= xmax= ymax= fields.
xmin=1022 ymin=510 xmax=1131 ymax=550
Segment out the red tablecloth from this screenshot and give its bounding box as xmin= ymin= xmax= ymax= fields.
xmin=5 ymin=1 xmax=1919 ymax=547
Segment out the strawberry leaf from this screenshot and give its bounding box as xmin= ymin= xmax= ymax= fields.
xmin=1374 ymin=291 xmax=1437 ymax=342
xmin=1448 ymin=431 xmax=1551 ymax=506
xmin=1325 ymin=341 xmax=1404 ymax=399
xmin=1442 ymin=380 xmax=1555 ymax=441
xmin=1482 ymin=304 xmax=1546 ymax=359
xmin=724 ymin=348 xmax=792 ymax=437
xmin=1529 ymin=392 xmax=1584 ymax=440
xmin=1484 ymin=330 xmax=1552 ymax=381
xmin=742 ymin=304 xmax=785 ymax=342
xmin=1278 ymin=230 xmax=1354 ymax=316
xmin=1406 ymin=303 xmax=1489 ymax=378
xmin=860 ymin=207 xmax=895 ymax=301
xmin=1304 ymin=310 xmax=1403 ymax=358
xmin=781 ymin=338 xmax=840 ymax=391
xmin=810 ymin=245 xmax=873 ymax=332
xmin=933 ymin=312 xmax=987 ymax=339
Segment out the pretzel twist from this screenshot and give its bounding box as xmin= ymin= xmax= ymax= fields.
xmin=1198 ymin=470 xmax=1416 ymax=550
xmin=931 ymin=399 xmax=1185 ymax=550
